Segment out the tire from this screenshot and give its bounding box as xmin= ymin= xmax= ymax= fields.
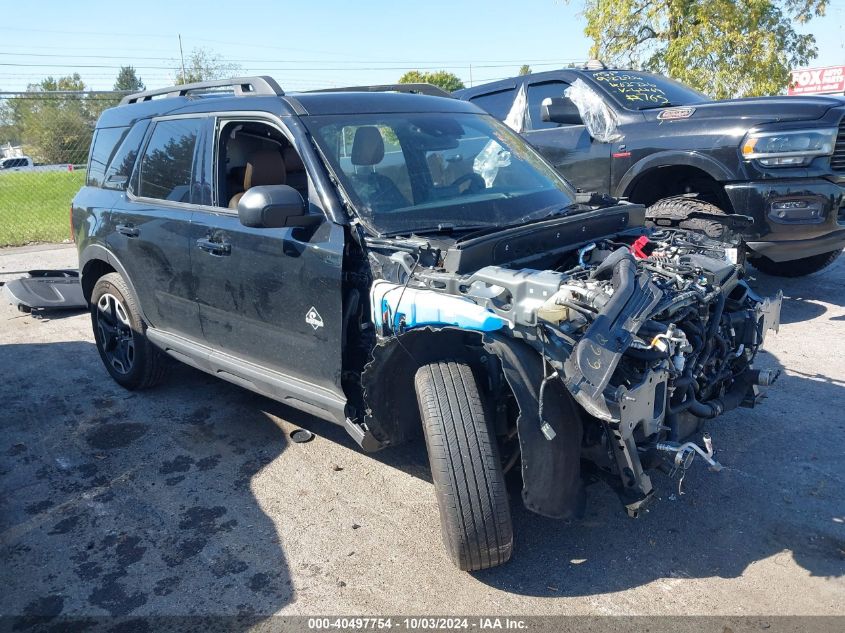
xmin=646 ymin=197 xmax=729 ymax=240
xmin=90 ymin=272 xmax=167 ymax=390
xmin=414 ymin=360 xmax=513 ymax=571
xmin=751 ymin=248 xmax=843 ymax=278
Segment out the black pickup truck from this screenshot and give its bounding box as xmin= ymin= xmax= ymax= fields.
xmin=455 ymin=67 xmax=845 ymax=276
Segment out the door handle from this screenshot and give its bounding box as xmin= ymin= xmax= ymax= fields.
xmin=196 ymin=237 xmax=231 ymax=256
xmin=116 ymin=223 xmax=139 ymax=237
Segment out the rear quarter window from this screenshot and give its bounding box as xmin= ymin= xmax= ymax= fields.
xmin=87 ymin=126 xmax=129 ymax=187
xmin=87 ymin=122 xmax=150 ymax=189
xmin=102 ymin=121 xmax=149 ymax=190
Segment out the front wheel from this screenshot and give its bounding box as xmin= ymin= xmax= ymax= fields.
xmin=751 ymin=248 xmax=843 ymax=277
xmin=415 ymin=360 xmax=513 ymax=571
xmin=90 ymin=273 xmax=167 ymax=390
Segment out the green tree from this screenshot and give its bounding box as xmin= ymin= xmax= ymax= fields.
xmin=114 ymin=66 xmax=145 ymax=92
xmin=6 ymin=74 xmax=94 ymax=164
xmin=85 ymin=65 xmax=146 ymax=120
xmin=398 ymin=70 xmax=465 ymax=92
xmin=576 ymin=0 xmax=828 ymax=98
xmin=174 ymin=47 xmax=243 ymax=84
xmin=518 ymin=65 xmax=532 ymax=76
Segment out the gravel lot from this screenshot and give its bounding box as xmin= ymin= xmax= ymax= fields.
xmin=1 ymin=244 xmax=844 ymax=622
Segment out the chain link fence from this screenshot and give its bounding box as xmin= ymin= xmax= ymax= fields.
xmin=0 ymin=91 xmax=127 ymax=247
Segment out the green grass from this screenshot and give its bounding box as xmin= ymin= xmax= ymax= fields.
xmin=0 ymin=170 xmax=86 ymax=246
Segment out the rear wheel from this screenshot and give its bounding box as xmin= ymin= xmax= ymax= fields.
xmin=751 ymin=248 xmax=843 ymax=277
xmin=646 ymin=197 xmax=729 ymax=240
xmin=414 ymin=360 xmax=513 ymax=571
xmin=90 ymin=273 xmax=167 ymax=390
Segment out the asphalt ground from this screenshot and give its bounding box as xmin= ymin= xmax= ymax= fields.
xmin=1 ymin=244 xmax=843 ymax=625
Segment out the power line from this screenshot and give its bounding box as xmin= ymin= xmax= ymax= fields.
xmin=0 ymin=27 xmax=577 ymax=62
xmin=0 ymin=51 xmax=581 ymax=65
xmin=0 ymin=90 xmax=130 ymax=96
xmin=0 ymin=61 xmax=573 ymax=71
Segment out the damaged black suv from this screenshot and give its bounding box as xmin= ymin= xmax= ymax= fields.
xmin=73 ymin=77 xmax=782 ymax=571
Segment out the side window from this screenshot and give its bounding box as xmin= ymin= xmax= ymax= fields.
xmin=527 ymin=81 xmax=571 ymax=130
xmin=102 ymin=121 xmax=149 ymax=190
xmin=137 ymin=118 xmax=201 ymax=202
xmin=216 ymin=120 xmax=307 ymax=210
xmin=469 ymin=89 xmax=516 ymax=121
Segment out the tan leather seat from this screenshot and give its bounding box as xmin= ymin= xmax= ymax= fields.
xmin=228 ymin=150 xmax=286 ymax=209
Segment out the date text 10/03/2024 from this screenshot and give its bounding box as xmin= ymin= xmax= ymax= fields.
xmin=307 ymin=617 xmax=529 ymax=630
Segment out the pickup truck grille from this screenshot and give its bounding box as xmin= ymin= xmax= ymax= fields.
xmin=833 ymin=119 xmax=845 ymax=171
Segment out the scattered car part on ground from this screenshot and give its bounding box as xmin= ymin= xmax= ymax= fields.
xmin=72 ymin=77 xmax=782 ymax=570
xmin=290 ymin=429 xmax=315 ymax=443
xmin=2 ymin=269 xmax=86 ymax=313
xmin=454 ymin=65 xmax=845 ymax=276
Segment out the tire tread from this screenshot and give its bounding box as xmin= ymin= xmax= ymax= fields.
xmin=646 ymin=197 xmax=728 ymax=239
xmin=415 ymin=360 xmax=513 ymax=571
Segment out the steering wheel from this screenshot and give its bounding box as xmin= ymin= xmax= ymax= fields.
xmin=450 ymin=173 xmax=486 ymax=194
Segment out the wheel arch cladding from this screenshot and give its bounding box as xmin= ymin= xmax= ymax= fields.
xmin=619 ymin=153 xmax=735 ymax=209
xmin=79 ymin=244 xmax=149 ymax=323
xmin=361 ymin=327 xmax=483 ymax=446
xmin=81 ymin=258 xmax=116 ymax=303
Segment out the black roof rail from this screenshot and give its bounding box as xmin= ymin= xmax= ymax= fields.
xmin=119 ymin=76 xmax=284 ymax=105
xmin=307 ymin=83 xmax=453 ymax=98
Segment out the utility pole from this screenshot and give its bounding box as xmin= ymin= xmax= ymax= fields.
xmin=178 ymin=34 xmax=187 ymax=83
xmin=469 ymin=63 xmax=473 ymax=88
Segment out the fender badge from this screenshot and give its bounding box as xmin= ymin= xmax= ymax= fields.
xmin=658 ymin=106 xmax=695 ymax=120
xmin=305 ymin=307 xmax=324 ymax=330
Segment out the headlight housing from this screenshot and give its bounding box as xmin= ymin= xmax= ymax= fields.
xmin=740 ymin=128 xmax=838 ymax=167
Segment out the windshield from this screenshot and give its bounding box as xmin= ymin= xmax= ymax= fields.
xmin=585 ymin=70 xmax=710 ymax=110
xmin=306 ymin=112 xmax=576 ymax=236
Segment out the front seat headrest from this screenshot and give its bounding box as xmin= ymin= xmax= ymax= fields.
xmin=244 ymin=150 xmax=286 ymax=189
xmin=351 ymin=127 xmax=385 ymax=166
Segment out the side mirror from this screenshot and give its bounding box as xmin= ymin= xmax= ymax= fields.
xmin=541 ymin=97 xmax=583 ymax=126
xmin=237 ymin=185 xmax=307 ymax=228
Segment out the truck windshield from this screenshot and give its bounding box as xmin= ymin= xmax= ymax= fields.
xmin=306 ymin=112 xmax=576 ymax=236
xmin=585 ymin=70 xmax=710 ymax=110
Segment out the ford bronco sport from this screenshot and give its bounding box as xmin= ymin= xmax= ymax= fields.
xmin=72 ymin=77 xmax=782 ymax=571
xmin=455 ymin=66 xmax=845 ymax=277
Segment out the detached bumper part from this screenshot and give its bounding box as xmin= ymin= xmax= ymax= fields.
xmin=3 ymin=270 xmax=87 ymax=312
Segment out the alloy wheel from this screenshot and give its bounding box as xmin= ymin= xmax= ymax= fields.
xmin=95 ymin=293 xmax=135 ymax=375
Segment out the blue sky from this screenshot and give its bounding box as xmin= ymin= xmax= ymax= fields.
xmin=1 ymin=0 xmax=844 ymax=93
